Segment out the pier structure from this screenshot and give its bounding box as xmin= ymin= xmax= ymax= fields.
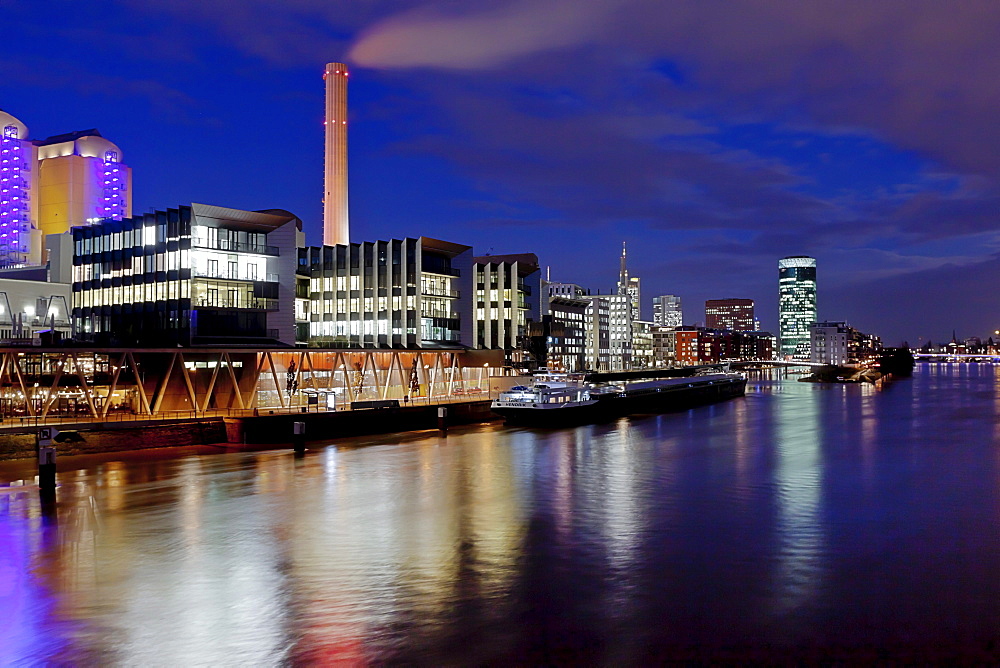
xmin=0 ymin=346 xmax=504 ymax=425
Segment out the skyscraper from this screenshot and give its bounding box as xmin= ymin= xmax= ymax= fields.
xmin=323 ymin=62 xmax=349 ymax=247
xmin=653 ymin=295 xmax=682 ymax=328
xmin=617 ymin=241 xmax=640 ymax=321
xmin=778 ymin=256 xmax=817 ymax=358
xmin=705 ymin=298 xmax=755 ymax=331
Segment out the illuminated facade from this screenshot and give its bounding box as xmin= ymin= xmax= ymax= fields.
xmin=36 ymin=129 xmax=132 ymax=234
xmin=0 ymin=110 xmax=41 ymax=266
xmin=583 ymin=296 xmax=611 ymax=371
xmin=778 ymin=256 xmax=817 ymax=359
xmin=0 ymin=273 xmax=71 ymax=342
xmin=323 ymin=62 xmax=349 ymax=246
xmin=72 ymin=204 xmax=300 ymax=346
xmin=543 ymin=296 xmax=588 ymax=371
xmin=473 ymin=253 xmax=541 ymax=362
xmin=705 ymin=298 xmax=756 ymax=331
xmin=653 ymin=294 xmax=682 ymax=328
xmin=297 ymin=237 xmax=472 ymax=349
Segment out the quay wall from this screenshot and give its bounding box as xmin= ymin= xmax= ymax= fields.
xmin=0 ymin=420 xmax=227 ymax=461
xmin=0 ymin=401 xmax=499 ymax=460
xmin=224 ymin=401 xmax=497 ymax=444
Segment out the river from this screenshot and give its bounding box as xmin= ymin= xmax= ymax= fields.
xmin=3 ymin=364 xmax=1000 ymax=663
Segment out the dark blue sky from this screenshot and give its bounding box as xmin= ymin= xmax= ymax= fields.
xmin=6 ymin=0 xmax=1000 ymax=345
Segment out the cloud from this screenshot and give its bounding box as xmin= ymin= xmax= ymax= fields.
xmin=350 ymin=0 xmax=624 ymax=69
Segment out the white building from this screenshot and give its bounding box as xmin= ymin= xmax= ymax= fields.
xmin=0 ymin=270 xmax=72 ymax=342
xmin=653 ymin=294 xmax=683 ymax=328
xmin=810 ymin=321 xmax=850 ymax=365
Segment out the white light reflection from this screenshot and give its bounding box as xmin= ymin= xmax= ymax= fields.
xmin=772 ymin=383 xmax=825 ymax=618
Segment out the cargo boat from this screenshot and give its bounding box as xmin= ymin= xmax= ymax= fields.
xmin=491 ymin=369 xmax=747 ymax=427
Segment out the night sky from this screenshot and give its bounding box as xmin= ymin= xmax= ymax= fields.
xmin=7 ymin=1 xmax=1000 ymax=345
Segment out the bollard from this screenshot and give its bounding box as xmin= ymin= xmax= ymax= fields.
xmin=293 ymin=421 xmax=306 ymax=454
xmin=437 ymin=407 xmax=448 ymax=433
xmin=38 ymin=446 xmax=56 ymax=491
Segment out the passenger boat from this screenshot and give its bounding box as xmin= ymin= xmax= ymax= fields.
xmin=491 ymin=368 xmax=747 ymax=427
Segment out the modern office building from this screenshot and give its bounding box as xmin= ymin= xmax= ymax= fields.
xmin=0 ymin=110 xmax=42 ymax=266
xmin=582 ymin=296 xmax=610 ymax=371
xmin=631 ymin=320 xmax=655 ymax=369
xmin=543 ymin=295 xmax=588 ymax=371
xmin=473 ymin=253 xmax=541 ymax=363
xmin=653 ymin=294 xmax=683 ymax=328
xmin=36 ymin=129 xmax=131 ymax=235
xmin=778 ymin=256 xmax=817 ymax=359
xmin=705 ymin=298 xmax=756 ymax=331
xmin=297 ymin=237 xmax=472 ymax=349
xmin=323 ymin=62 xmax=349 ymax=247
xmin=652 ymin=326 xmax=677 ymax=366
xmin=71 ymin=203 xmax=300 ymax=346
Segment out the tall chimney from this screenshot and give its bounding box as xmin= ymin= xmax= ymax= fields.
xmin=323 ymin=62 xmax=349 ymax=246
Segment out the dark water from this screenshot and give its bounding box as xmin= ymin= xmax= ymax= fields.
xmin=3 ymin=364 xmax=1000 ymax=664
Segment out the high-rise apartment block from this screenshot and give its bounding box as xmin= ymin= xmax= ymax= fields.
xmin=705 ymin=298 xmax=755 ymax=331
xmin=778 ymin=256 xmax=817 ymax=359
xmin=323 ymin=63 xmax=349 ymax=247
xmin=653 ymin=294 xmax=682 ymax=328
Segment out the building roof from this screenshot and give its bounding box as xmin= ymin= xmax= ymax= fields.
xmin=34 ymin=129 xmax=104 ymax=146
xmin=473 ymin=253 xmax=539 ymax=273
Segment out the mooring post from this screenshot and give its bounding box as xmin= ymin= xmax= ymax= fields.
xmin=437 ymin=406 xmax=448 ymax=433
xmin=293 ymin=421 xmax=306 ymax=455
xmin=38 ymin=446 xmax=56 ymax=491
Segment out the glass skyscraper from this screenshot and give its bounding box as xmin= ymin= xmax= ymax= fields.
xmin=778 ymin=256 xmax=817 ymax=359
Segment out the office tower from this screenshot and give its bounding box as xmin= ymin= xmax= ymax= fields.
xmin=0 ymin=110 xmax=42 ymax=266
xmin=778 ymin=256 xmax=817 ymax=358
xmin=617 ymin=241 xmax=640 ymax=321
xmin=36 ymin=129 xmax=131 ymax=235
xmin=653 ymin=295 xmax=682 ymax=328
xmin=323 ymin=62 xmax=349 ymax=247
xmin=72 ymin=203 xmax=300 ymax=346
xmin=705 ymin=298 xmax=755 ymax=331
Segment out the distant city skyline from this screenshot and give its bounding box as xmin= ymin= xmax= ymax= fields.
xmin=6 ymin=2 xmax=1000 ymax=344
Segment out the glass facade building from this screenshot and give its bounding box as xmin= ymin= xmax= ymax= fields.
xmin=71 ymin=204 xmax=299 ymax=346
xmin=778 ymin=256 xmax=817 ymax=359
xmin=653 ymin=295 xmax=683 ymax=328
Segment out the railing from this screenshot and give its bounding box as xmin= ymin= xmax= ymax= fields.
xmin=191 ymin=237 xmax=279 ymax=256
xmin=420 ymin=310 xmax=461 ymax=320
xmin=192 ymin=268 xmax=279 ymax=282
xmin=195 ymin=298 xmax=280 ymax=310
xmin=421 ymin=288 xmax=460 ymax=298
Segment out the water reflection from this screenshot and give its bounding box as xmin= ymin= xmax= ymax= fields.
xmin=4 ymin=366 xmax=1000 ymax=661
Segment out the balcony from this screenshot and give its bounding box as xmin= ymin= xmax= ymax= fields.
xmin=194 ymin=298 xmax=280 ymax=311
xmin=421 ymin=309 xmax=461 ymax=320
xmin=421 ymin=288 xmax=460 ymax=299
xmin=191 ymin=237 xmax=279 ymax=256
xmin=192 ymin=268 xmax=279 ymax=283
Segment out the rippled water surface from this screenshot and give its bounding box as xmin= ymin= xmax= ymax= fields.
xmin=4 ymin=365 xmax=1000 ymax=663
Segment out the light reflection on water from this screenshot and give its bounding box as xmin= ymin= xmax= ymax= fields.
xmin=3 ymin=365 xmax=1000 ymax=662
